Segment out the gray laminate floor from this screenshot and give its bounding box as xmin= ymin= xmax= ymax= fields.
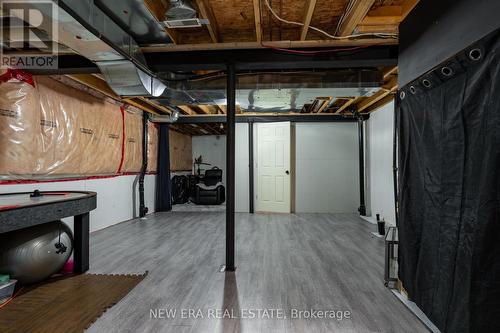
xmin=86 ymin=212 xmax=428 ymax=333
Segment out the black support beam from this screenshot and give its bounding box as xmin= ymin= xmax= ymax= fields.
xmin=225 ymin=63 xmax=236 ymax=272
xmin=23 ymin=46 xmax=396 ymax=76
xmin=248 ymin=122 xmax=254 ymax=214
xmin=27 ymin=55 xmax=99 ymax=75
xmin=171 ymin=114 xmax=369 ymax=124
xmin=146 ymin=46 xmax=398 ymax=72
xmin=358 ymin=116 xmax=366 ymax=216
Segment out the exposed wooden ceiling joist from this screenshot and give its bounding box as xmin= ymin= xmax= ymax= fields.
xmin=123 ymin=98 xmax=160 ymax=115
xmin=334 ymin=97 xmax=358 ymax=114
xmin=401 ymin=0 xmax=420 ymax=20
xmin=357 ymin=25 xmax=398 ymax=34
xmin=137 ymin=97 xmax=172 ymax=115
xmin=362 ymin=93 xmax=395 ymax=113
xmin=300 ymin=0 xmax=318 ymax=41
xmin=195 ymin=105 xmax=211 ymax=114
xmin=143 ymin=0 xmax=179 ymax=44
xmin=356 ymin=75 xmax=397 ymax=112
xmin=359 ymin=0 xmax=420 ymax=29
xmin=67 ymin=74 xmax=118 ymax=100
xmin=253 ymin=0 xmax=263 ymax=43
xmin=315 ymin=97 xmax=332 ymax=113
xmin=178 ymin=105 xmax=197 ymax=115
xmin=338 ymin=0 xmax=376 ymax=37
xmin=141 ymin=38 xmax=397 ymax=52
xmin=216 ymin=104 xmax=242 ymax=114
xmin=362 ymin=14 xmax=401 ymax=26
xmin=195 ymin=0 xmax=219 ymax=43
xmin=383 ymin=66 xmax=398 ymax=79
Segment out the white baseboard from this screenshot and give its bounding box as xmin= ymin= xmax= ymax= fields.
xmin=370 ymin=231 xmax=384 ymax=238
xmin=360 ymin=215 xmax=378 ymax=224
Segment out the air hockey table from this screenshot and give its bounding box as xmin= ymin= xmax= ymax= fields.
xmin=0 ymin=190 xmax=97 ymax=273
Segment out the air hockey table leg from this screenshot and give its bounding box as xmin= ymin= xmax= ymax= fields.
xmin=74 ymin=212 xmax=90 ymax=273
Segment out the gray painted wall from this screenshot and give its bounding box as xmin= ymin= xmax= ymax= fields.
xmin=366 ymin=102 xmax=396 ymax=225
xmin=0 ymin=175 xmax=157 ymax=232
xmin=191 ymin=123 xmax=249 ymax=212
xmin=193 ymin=123 xmax=360 ymax=213
xmin=295 ymin=123 xmax=359 ymax=213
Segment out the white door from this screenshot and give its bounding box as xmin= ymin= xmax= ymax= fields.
xmin=256 ymin=122 xmax=291 ymax=213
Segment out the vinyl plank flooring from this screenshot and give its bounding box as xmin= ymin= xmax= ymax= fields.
xmin=85 ymin=212 xmax=428 ymax=333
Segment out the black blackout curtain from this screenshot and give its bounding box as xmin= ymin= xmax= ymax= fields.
xmin=398 ymin=29 xmax=500 ymax=333
xmin=155 ymin=124 xmax=172 ymax=212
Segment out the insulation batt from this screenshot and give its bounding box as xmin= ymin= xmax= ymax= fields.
xmin=122 ymin=108 xmax=143 ymax=173
xmin=0 ymin=74 xmax=151 ymax=179
xmin=0 ymin=70 xmax=41 ymax=175
xmin=147 ymin=122 xmax=158 ymax=173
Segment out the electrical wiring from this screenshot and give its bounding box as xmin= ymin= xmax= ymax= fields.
xmin=334 ymin=0 xmax=357 ymax=36
xmin=259 ymin=43 xmax=390 ymax=55
xmin=263 ymin=0 xmax=398 ymax=40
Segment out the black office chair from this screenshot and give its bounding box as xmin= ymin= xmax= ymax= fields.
xmin=191 ymin=168 xmax=225 ymax=205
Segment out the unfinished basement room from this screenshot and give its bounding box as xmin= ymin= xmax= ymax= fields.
xmin=1 ymin=0 xmax=499 ymax=332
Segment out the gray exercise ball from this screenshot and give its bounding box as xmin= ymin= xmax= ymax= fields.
xmin=0 ymin=221 xmax=73 ymax=285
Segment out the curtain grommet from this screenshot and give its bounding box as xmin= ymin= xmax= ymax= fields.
xmin=400 ymin=91 xmax=406 ymax=100
xmin=422 ymin=79 xmax=431 ymax=88
xmin=441 ymin=66 xmax=453 ymax=77
xmin=469 ymin=48 xmax=482 ymax=61
xmin=410 ymin=86 xmax=416 ymax=94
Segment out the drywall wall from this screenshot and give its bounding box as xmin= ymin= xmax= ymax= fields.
xmin=235 ymin=124 xmax=249 ymax=213
xmin=192 ymin=135 xmax=226 ymax=181
xmin=0 ymin=174 xmax=156 ymax=233
xmin=191 ymin=124 xmax=249 ymax=212
xmin=366 ymin=101 xmax=396 ymax=225
xmin=295 ymin=123 xmax=359 ymax=213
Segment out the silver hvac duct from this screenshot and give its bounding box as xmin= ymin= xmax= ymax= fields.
xmin=10 ymin=0 xmax=167 ymax=97
xmin=97 ymin=61 xmax=167 ymax=97
xmin=166 ymin=0 xmax=197 ymax=20
xmin=150 ymin=109 xmax=180 ymax=123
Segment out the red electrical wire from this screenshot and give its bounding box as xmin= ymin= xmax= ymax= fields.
xmin=260 ymin=42 xmax=391 ymax=55
xmin=116 ymin=105 xmax=126 ymax=174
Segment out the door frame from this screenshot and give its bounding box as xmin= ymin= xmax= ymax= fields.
xmin=253 ymin=122 xmax=294 ymax=213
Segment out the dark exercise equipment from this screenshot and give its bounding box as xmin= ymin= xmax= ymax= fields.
xmin=0 ymin=191 xmax=96 ymax=277
xmin=0 ymin=221 xmax=73 ymax=285
xmin=191 ymin=168 xmax=225 ymax=205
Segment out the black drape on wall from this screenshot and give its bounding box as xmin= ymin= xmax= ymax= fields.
xmin=155 ymin=124 xmax=172 ymax=212
xmin=398 ymin=29 xmax=500 ymax=333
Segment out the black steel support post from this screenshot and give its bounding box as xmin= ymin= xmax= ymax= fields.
xmin=139 ymin=111 xmax=149 ymax=218
xmin=249 ymin=121 xmax=254 ymax=213
xmin=73 ymin=212 xmax=90 ymax=273
xmin=358 ymin=115 xmax=367 ymax=216
xmin=225 ymin=63 xmax=236 ymax=271
xmin=393 ymin=99 xmax=400 ymax=225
